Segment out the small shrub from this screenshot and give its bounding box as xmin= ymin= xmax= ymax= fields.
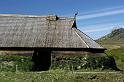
xmin=0 ymin=55 xmax=33 ymax=72
xmin=51 ymin=55 xmax=119 ymax=71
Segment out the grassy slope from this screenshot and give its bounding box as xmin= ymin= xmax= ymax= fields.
xmin=97 ymin=28 xmax=124 ymax=70
xmin=105 ymin=47 xmax=124 ymax=70
xmin=0 ymin=70 xmax=123 ymax=82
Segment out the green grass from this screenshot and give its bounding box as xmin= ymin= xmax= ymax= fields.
xmin=0 ymin=55 xmax=33 ymax=72
xmin=0 ymin=70 xmax=123 ymax=82
xmin=0 ymin=50 xmax=122 ymax=82
xmin=106 ymin=47 xmax=124 ymax=70
xmin=0 ymin=44 xmax=123 ymax=82
xmin=98 ymin=40 xmax=124 ymax=70
xmin=0 ymin=80 xmax=17 ymax=82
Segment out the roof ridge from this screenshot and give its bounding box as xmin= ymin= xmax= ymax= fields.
xmin=72 ymin=28 xmax=90 ymax=48
xmin=76 ymin=28 xmax=104 ymax=48
xmin=0 ymin=14 xmax=74 ymax=20
xmin=0 ymin=14 xmax=46 ymax=17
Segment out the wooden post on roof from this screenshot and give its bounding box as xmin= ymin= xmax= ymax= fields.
xmin=74 ymin=12 xmax=78 ymax=20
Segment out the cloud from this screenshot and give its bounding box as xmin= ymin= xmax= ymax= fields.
xmin=83 ymin=27 xmax=114 ymax=33
xmin=77 ymin=7 xmax=124 ymax=20
xmin=82 ymin=23 xmax=124 ymax=33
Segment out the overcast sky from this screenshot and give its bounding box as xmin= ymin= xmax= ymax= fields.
xmin=0 ymin=0 xmax=124 ymax=39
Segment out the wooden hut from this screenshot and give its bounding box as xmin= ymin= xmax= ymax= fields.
xmin=0 ymin=14 xmax=106 ymax=71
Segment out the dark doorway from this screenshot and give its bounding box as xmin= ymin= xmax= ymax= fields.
xmin=32 ymin=50 xmax=51 ymax=71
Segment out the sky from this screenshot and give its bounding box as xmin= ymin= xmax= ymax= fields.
xmin=0 ymin=0 xmax=124 ymax=39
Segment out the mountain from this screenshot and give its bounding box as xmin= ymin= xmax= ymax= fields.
xmin=97 ymin=28 xmax=124 ymax=44
xmin=97 ymin=28 xmax=124 ymax=50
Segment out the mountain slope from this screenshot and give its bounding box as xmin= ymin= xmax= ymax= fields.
xmin=97 ymin=28 xmax=124 ymax=70
xmin=98 ymin=28 xmax=124 ymax=44
xmin=97 ymin=28 xmax=124 ymax=49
